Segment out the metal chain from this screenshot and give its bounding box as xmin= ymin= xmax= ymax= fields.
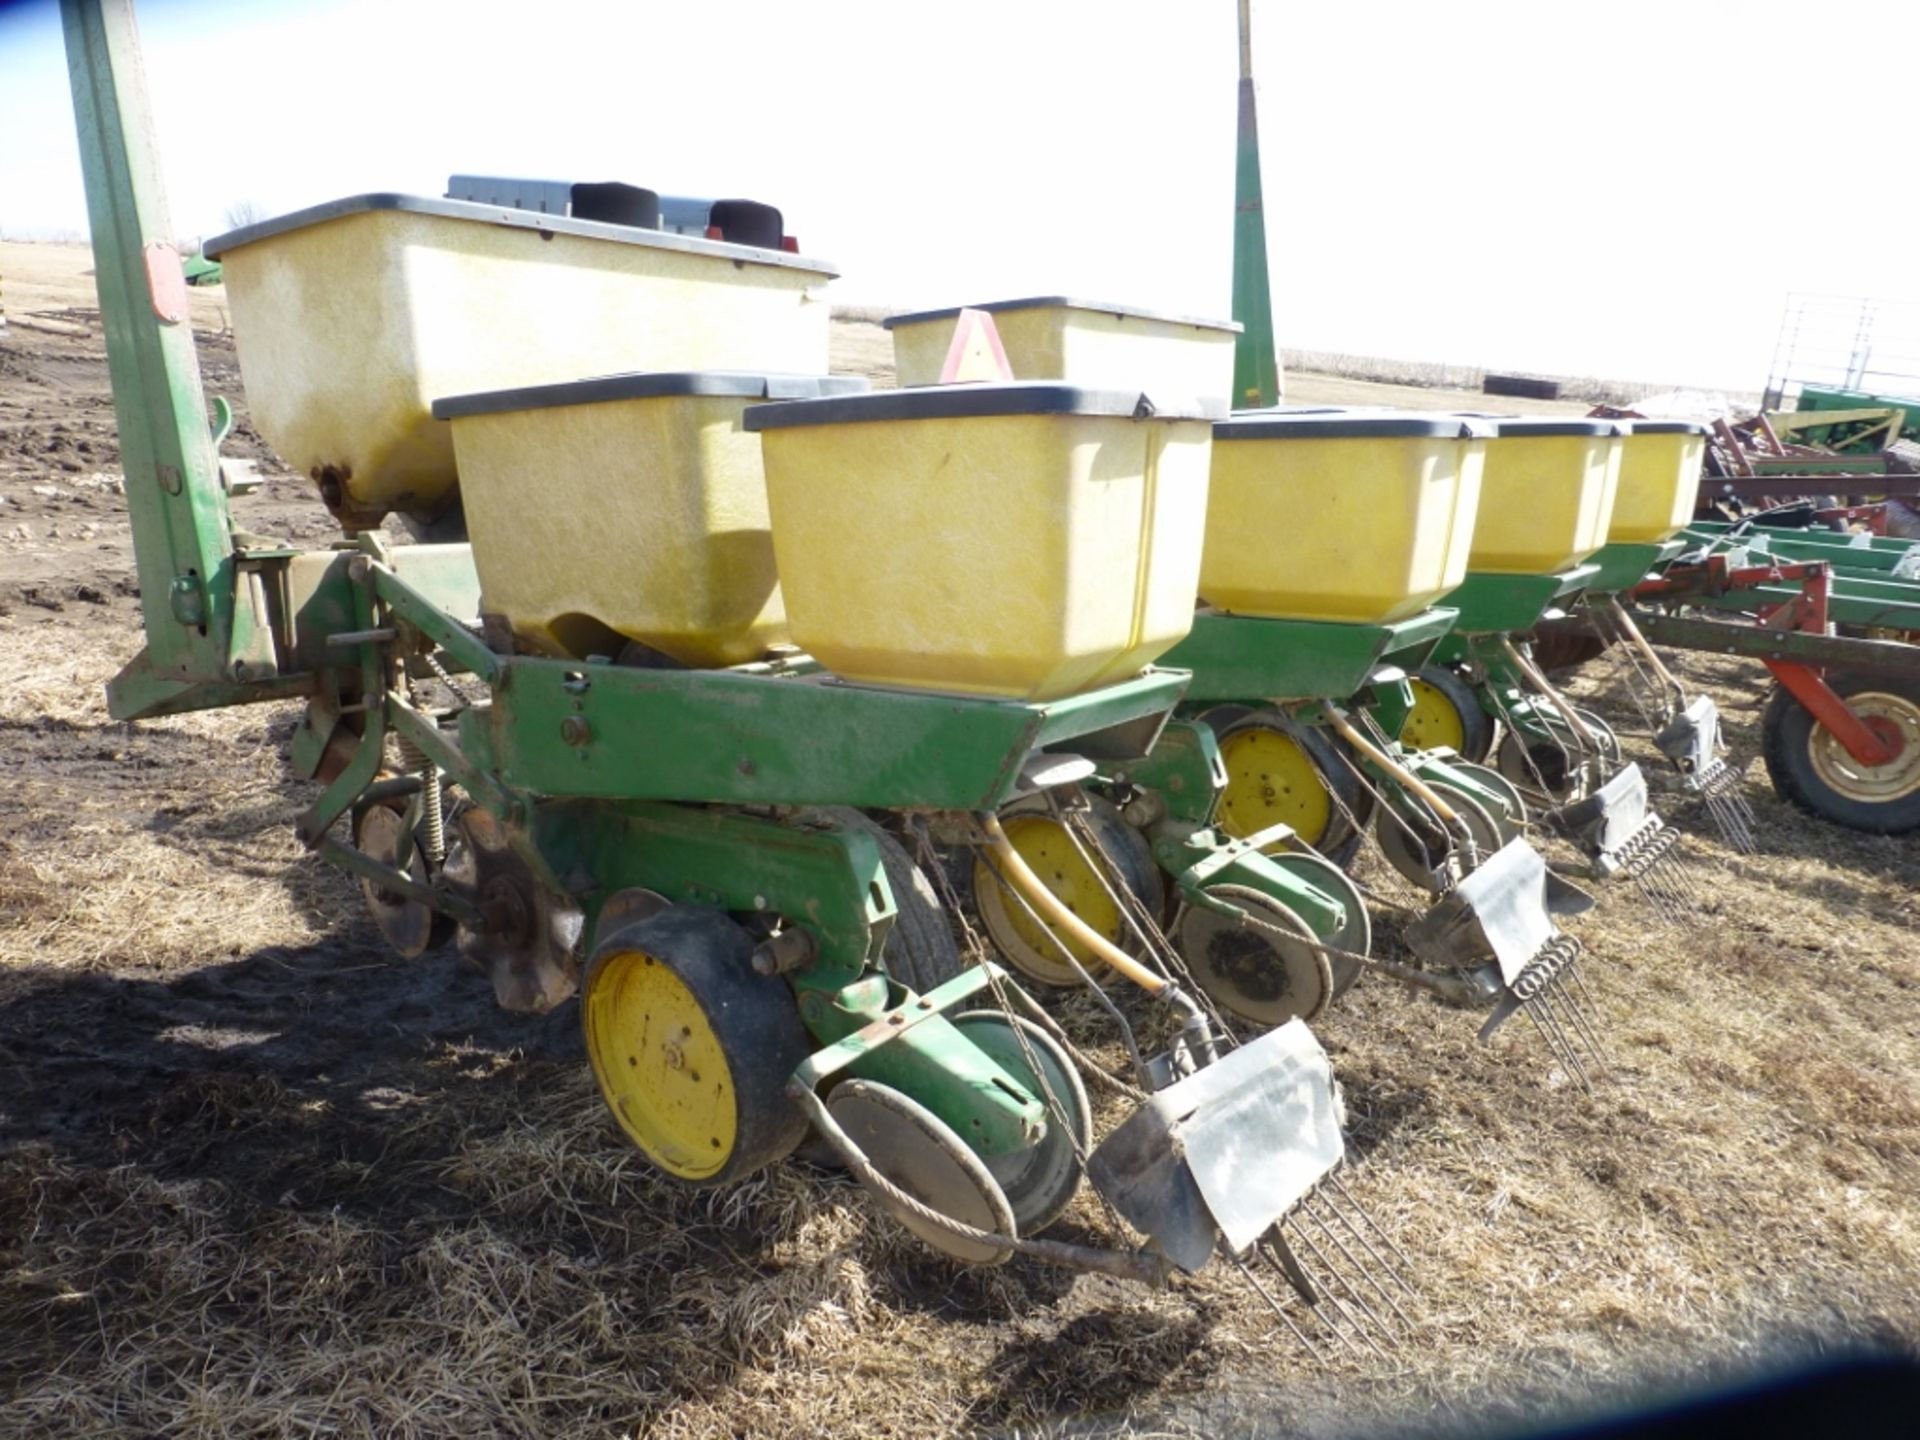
xmin=1319 ymin=724 xmax=1469 ymax=902
xmin=913 ymin=823 xmax=1148 ymax=1106
xmin=1049 ymin=800 xmax=1243 ymax=1051
xmin=1477 ymin=663 xmax=1585 ymax=809
xmin=1582 ymin=602 xmax=1671 ymax=736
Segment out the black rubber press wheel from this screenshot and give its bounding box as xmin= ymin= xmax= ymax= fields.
xmin=799 ymin=808 xmax=964 ymax=994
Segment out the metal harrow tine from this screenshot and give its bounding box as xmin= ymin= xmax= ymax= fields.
xmin=1560 ymin=959 xmax=1614 ymax=1072
xmin=1288 ymin=1218 xmax=1402 ymax=1353
xmin=1613 ymin=821 xmax=1697 ymax=922
xmin=1544 ymin=970 xmax=1609 ymax=1075
xmin=1635 ymin=854 xmax=1689 ymax=923
xmin=1523 ymin=995 xmax=1590 ymax=1088
xmin=1264 ymin=1234 xmax=1387 ymax=1361
xmin=1299 ymin=1192 xmax=1416 ymax=1332
xmin=1701 ymin=791 xmax=1740 ymax=852
xmin=1631 ymin=871 xmax=1676 ymax=925
xmin=1314 ymin=1187 xmax=1418 ymax=1313
xmin=1513 ymin=942 xmax=1596 ymax=1088
xmin=1698 ymin=759 xmax=1759 ymax=854
xmin=1329 ymin=1174 xmax=1417 ymax=1282
xmin=1259 ymin=1235 xmax=1363 ymax=1357
xmin=1232 ymin=1255 xmax=1323 ymax=1358
xmin=1265 ymin=1232 xmax=1366 ymax=1351
xmin=1562 ymin=954 xmax=1602 ymax=1013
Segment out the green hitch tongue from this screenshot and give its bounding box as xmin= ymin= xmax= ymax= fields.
xmin=1402 ymin=838 xmax=1611 ymax=1088
xmin=1088 ymin=1018 xmax=1417 ymax=1355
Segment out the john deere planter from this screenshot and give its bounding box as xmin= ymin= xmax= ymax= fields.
xmin=61 ymin=0 xmax=1414 ymax=1349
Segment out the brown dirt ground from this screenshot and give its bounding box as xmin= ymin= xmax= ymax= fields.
xmin=3 ymin=240 xmax=1919 ymax=1439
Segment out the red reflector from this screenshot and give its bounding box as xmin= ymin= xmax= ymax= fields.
xmin=780 ymin=235 xmax=800 ymax=253
xmin=705 ymin=225 xmax=724 ymax=240
xmin=145 ymin=243 xmax=188 ymax=325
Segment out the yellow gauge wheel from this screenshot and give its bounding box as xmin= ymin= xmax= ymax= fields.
xmin=1216 ymin=725 xmax=1334 ymax=850
xmin=581 ymin=907 xmax=809 ymax=1186
xmin=972 ymin=813 xmax=1124 ymax=987
xmin=585 ymin=949 xmax=738 ymax=1180
xmin=1402 ymin=677 xmax=1468 ymax=753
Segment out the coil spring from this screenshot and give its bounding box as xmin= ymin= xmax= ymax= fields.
xmin=1511 ymin=934 xmax=1581 ymax=1003
xmin=1613 ymin=818 xmax=1679 ymax=881
xmin=392 ymin=723 xmax=444 ymax=864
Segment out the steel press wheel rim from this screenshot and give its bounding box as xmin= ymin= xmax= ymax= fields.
xmin=1265 ymin=849 xmax=1371 ymax=997
xmin=1807 ymin=692 xmax=1920 ymax=802
xmin=1441 ymin=759 xmax=1529 ymax=839
xmin=583 ymin=949 xmax=737 ymax=1181
xmin=827 ymin=1079 xmax=1017 ymax=1265
xmin=1375 ymin=784 xmax=1502 ymax=894
xmin=972 ymin=815 xmax=1121 ymax=986
xmin=1497 ymin=727 xmax=1580 ymax=803
xmin=1402 ymin=677 xmax=1469 ymax=753
xmin=1216 ymin=725 xmax=1333 ymax=848
xmin=1177 ymin=883 xmax=1330 ymax=1026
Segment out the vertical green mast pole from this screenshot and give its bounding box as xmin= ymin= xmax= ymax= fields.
xmin=1232 ymin=0 xmax=1281 ymax=408
xmin=62 ymin=0 xmax=254 ymax=715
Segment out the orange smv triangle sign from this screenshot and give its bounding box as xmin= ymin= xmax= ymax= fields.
xmin=937 ymin=307 xmax=1016 ymax=384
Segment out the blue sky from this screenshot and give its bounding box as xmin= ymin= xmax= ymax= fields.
xmin=2 ymin=0 xmax=1913 ymax=390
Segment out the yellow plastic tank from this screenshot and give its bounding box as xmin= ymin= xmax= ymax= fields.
xmin=884 ymin=297 xmax=1238 ymax=404
xmin=204 ymin=194 xmax=836 ymax=528
xmin=1200 ymin=411 xmax=1489 ymax=623
xmin=1606 ymin=420 xmax=1708 ymax=542
xmin=433 ymin=372 xmax=865 ymax=666
xmin=1466 ymin=417 xmax=1623 ymax=573
xmin=744 ymin=384 xmax=1220 ymax=700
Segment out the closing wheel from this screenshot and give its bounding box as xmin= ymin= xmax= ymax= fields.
xmin=582 ymin=906 xmax=810 ymax=1186
xmin=443 ymin=807 xmax=582 ymax=1013
xmin=1264 ymin=850 xmax=1372 ymax=999
xmin=1374 ymin=783 xmax=1503 ymax=894
xmin=969 ymin=795 xmax=1161 ymax=988
xmin=828 ymin=1078 xmax=1018 ymax=1265
xmin=353 ymin=802 xmax=453 ymax=959
xmin=1176 ymin=882 xmax=1333 ymax=1026
xmin=1571 ymin=707 xmax=1625 ymax=766
xmin=1437 ymin=759 xmax=1528 ymax=840
xmin=1215 ymin=710 xmax=1364 ymax=856
xmin=1761 ymin=673 xmax=1920 ymax=834
xmin=1402 ymin=666 xmax=1494 ymax=762
xmin=1496 ymin=723 xmax=1584 ymax=804
xmin=949 ymin=1010 xmax=1090 ymax=1234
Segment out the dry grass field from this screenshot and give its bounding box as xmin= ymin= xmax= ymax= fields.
xmin=2 ymin=241 xmax=1918 ymax=1438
